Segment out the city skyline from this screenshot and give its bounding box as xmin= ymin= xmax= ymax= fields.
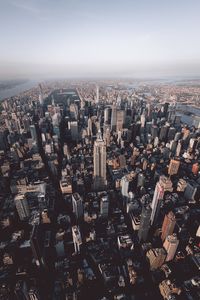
xmin=1 ymin=0 xmax=200 ymax=79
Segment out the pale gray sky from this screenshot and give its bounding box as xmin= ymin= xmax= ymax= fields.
xmin=0 ymin=0 xmax=200 ymax=79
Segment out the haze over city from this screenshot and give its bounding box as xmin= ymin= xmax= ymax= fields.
xmin=1 ymin=0 xmax=200 ymax=79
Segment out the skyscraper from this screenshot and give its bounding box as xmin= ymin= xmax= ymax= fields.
xmin=72 ymin=226 xmax=82 ymax=254
xmin=100 ymin=194 xmax=109 ymax=218
xmin=93 ymin=131 xmax=107 ymax=190
xmin=150 ymin=180 xmax=165 ymax=225
xmin=163 ymin=234 xmax=179 ymax=261
xmin=138 ymin=194 xmax=152 ymax=242
xmin=30 ymin=125 xmax=37 ymax=142
xmin=72 ymin=193 xmax=84 ymax=220
xmin=168 ymin=159 xmax=180 ymax=176
xmin=116 ymin=110 xmax=125 ymax=131
xmin=111 ymin=103 xmax=117 ymax=131
xmin=150 ymin=176 xmax=173 ymax=225
xmin=161 ymin=211 xmax=176 ymax=242
xmin=96 ymin=85 xmax=99 ymax=104
xmin=14 ymin=194 xmax=30 ymax=221
xmin=146 ymin=248 xmax=167 ymax=270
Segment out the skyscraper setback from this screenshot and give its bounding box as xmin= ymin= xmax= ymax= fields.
xmin=161 ymin=211 xmax=176 ymax=242
xmin=93 ymin=130 xmax=107 ymax=190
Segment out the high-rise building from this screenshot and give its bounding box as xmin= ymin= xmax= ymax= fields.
xmin=163 ymin=234 xmax=179 ymax=261
xmin=72 ymin=226 xmax=82 ymax=254
xmin=72 ymin=193 xmax=84 ymax=220
xmin=69 ymin=121 xmax=78 ymax=141
xmin=150 ymin=176 xmax=173 ymax=225
xmin=100 ymin=194 xmax=109 ymax=218
xmin=116 ymin=110 xmax=125 ymax=131
xmin=168 ymin=159 xmax=180 ymax=176
xmin=138 ymin=194 xmax=152 ymax=242
xmin=177 ymin=178 xmax=187 ymax=192
xmin=87 ymin=117 xmax=93 ymax=136
xmin=159 ymin=124 xmax=169 ymax=142
xmin=146 ymin=248 xmax=167 ymax=270
xmin=14 ymin=194 xmax=30 ymax=221
xmin=161 ymin=211 xmax=176 ymax=242
xmin=151 ymin=125 xmax=158 ymax=139
xmin=96 ymin=85 xmax=99 ymax=104
xmin=121 ymin=173 xmax=135 ymax=198
xmin=111 ymin=104 xmax=117 ymax=131
xmin=104 ymin=107 xmax=111 ymax=124
xmin=175 ymin=140 xmax=182 ymax=156
xmin=150 ymin=181 xmax=164 ymax=225
xmin=30 ymin=125 xmax=37 ymax=142
xmin=167 ymin=127 xmax=176 ymax=141
xmin=93 ymin=131 xmax=107 ymax=190
xmin=184 ymin=180 xmax=200 ymax=201
xmin=0 ymin=130 xmax=8 ymax=151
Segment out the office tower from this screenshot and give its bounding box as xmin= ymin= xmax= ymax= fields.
xmin=72 ymin=226 xmax=82 ymax=254
xmin=160 ymin=103 xmax=169 ymax=118
xmin=150 ymin=176 xmax=173 ymax=225
xmin=121 ymin=175 xmax=132 ymax=198
xmin=137 ymin=173 xmax=145 ymax=187
xmin=189 ymin=138 xmax=197 ymax=150
xmin=146 ymin=121 xmax=152 ymax=134
xmin=96 ymin=85 xmax=99 ymax=103
xmin=151 ymin=125 xmax=158 ymax=139
xmin=93 ymin=131 xmax=107 ymax=190
xmin=150 ymin=180 xmax=164 ymax=225
xmin=100 ymin=194 xmax=109 ymax=218
xmin=192 ymin=163 xmax=199 ymax=175
xmin=146 ymin=248 xmax=167 ymax=270
xmin=111 ymin=103 xmax=117 ymax=131
xmin=177 ymin=178 xmax=187 ymax=192
xmin=182 ymin=128 xmax=190 ymax=141
xmin=169 ymin=140 xmax=177 ymax=154
xmin=117 ymin=130 xmax=122 ymax=145
xmin=87 ymin=117 xmax=93 ymax=137
xmin=184 ymin=180 xmax=200 ymax=201
xmin=174 ymin=132 xmax=181 ymax=142
xmin=168 ymin=159 xmax=180 ymax=176
xmin=175 ymin=140 xmax=182 ymax=157
xmin=52 ymin=112 xmax=60 ymax=127
xmin=69 ymin=121 xmax=78 ymax=141
xmin=130 ymin=214 xmax=140 ymax=231
xmin=119 ymin=154 xmax=126 ymax=168
xmin=161 ymin=211 xmax=176 ymax=242
xmin=14 ymin=194 xmax=30 ymax=221
xmin=69 ymin=103 xmax=78 ymax=120
xmin=104 ymin=107 xmax=111 ymax=124
xmin=30 ymin=125 xmax=37 ymax=141
xmin=167 ymin=127 xmax=176 ymax=141
xmin=193 ymin=116 xmax=200 ymax=128
xmin=103 ymin=126 xmax=111 ymax=146
xmin=72 ymin=193 xmax=84 ymax=220
xmin=138 ymin=195 xmax=152 ymax=242
xmin=159 ymin=280 xmax=181 ymax=300
xmin=163 ymin=234 xmax=179 ymax=261
xmin=141 ymin=113 xmax=146 ymax=127
xmin=30 ymin=225 xmax=43 ymax=267
xmin=31 ymin=224 xmax=54 ymax=269
xmin=0 ymin=130 xmax=9 ymax=151
xmin=116 ymin=110 xmax=125 ymax=131
xmin=159 ymin=124 xmax=169 ymax=142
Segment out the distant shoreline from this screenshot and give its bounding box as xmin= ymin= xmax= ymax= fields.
xmin=0 ymin=79 xmax=39 ymax=101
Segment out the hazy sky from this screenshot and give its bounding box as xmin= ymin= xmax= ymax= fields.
xmin=0 ymin=0 xmax=200 ymax=79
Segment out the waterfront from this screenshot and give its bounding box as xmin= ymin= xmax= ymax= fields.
xmin=0 ymin=79 xmax=39 ymax=101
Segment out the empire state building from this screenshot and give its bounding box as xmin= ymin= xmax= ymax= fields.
xmin=93 ymin=130 xmax=107 ymax=190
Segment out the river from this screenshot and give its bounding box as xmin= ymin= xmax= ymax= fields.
xmin=0 ymin=79 xmax=40 ymax=101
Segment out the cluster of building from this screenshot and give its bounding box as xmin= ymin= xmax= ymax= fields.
xmin=0 ymin=80 xmax=199 ymax=300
